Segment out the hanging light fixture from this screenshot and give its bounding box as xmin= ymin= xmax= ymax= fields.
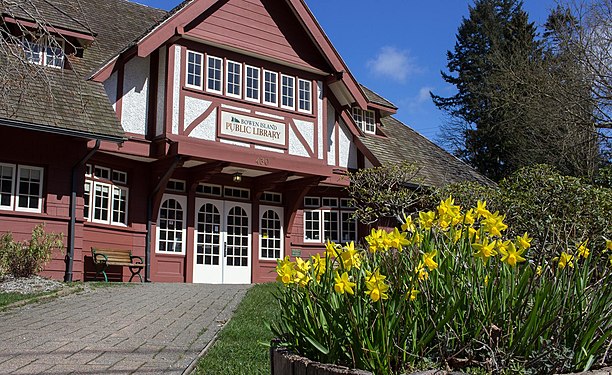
xmin=232 ymin=172 xmax=242 ymax=183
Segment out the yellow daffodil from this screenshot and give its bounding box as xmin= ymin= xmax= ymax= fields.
xmin=473 ymin=238 xmax=498 ymax=263
xmin=340 ymin=241 xmax=361 ymax=270
xmin=407 ymin=289 xmax=419 ymax=301
xmin=484 ymin=275 xmax=489 ymax=286
xmin=415 ymin=262 xmax=429 ymax=281
xmin=576 ymin=241 xmax=590 ymax=258
xmin=411 ymin=231 xmax=423 ymax=246
xmin=462 ymin=209 xmax=476 ymax=226
xmin=419 ymin=211 xmax=436 ymax=230
xmin=536 ymin=265 xmax=543 ymax=276
xmin=401 ymin=214 xmax=416 ymax=232
xmin=516 ymin=233 xmax=532 ymax=250
xmin=366 ymin=228 xmax=389 ymax=253
xmin=276 ymin=256 xmax=294 ymax=285
xmin=388 ymin=227 xmax=410 ymax=250
xmin=475 ymin=200 xmax=490 ymax=219
xmin=499 ymin=241 xmax=526 ymax=267
xmin=295 ymin=257 xmax=311 ymax=273
xmin=364 ymin=269 xmax=389 ymax=302
xmin=452 ymin=229 xmax=462 ymax=244
xmin=311 ymin=253 xmax=326 ymax=281
xmin=555 ymin=252 xmax=574 ymax=270
xmin=605 ymin=239 xmax=612 ymax=253
xmin=334 ymin=271 xmax=356 ymax=295
xmin=423 ymin=249 xmax=438 ymax=271
xmin=325 ymin=240 xmax=340 ymax=258
xmin=481 ymin=211 xmax=508 ymax=237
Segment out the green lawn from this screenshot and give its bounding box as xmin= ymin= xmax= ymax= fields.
xmin=195 ymin=282 xmax=280 ymax=375
xmin=0 ymin=291 xmax=54 ymax=309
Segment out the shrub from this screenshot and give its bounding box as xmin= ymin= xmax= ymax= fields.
xmin=431 ymin=165 xmax=612 ymax=259
xmin=271 ymin=198 xmax=611 ymax=375
xmin=0 ymin=224 xmax=64 ymax=278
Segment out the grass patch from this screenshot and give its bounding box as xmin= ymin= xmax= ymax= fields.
xmin=0 ymin=291 xmax=55 ymax=309
xmin=195 ymin=283 xmax=279 ymax=375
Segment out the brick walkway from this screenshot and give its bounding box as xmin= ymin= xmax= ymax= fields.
xmin=0 ymin=283 xmax=249 ymax=374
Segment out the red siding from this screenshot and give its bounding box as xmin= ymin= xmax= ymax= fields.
xmin=186 ymin=0 xmax=329 ymax=72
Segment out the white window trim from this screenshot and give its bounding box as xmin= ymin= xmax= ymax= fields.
xmin=83 ymin=180 xmax=91 ymax=220
xmin=185 ymin=50 xmax=204 ymax=90
xmin=303 ymin=196 xmax=320 ymax=208
xmin=322 ymin=209 xmax=340 ymax=242
xmin=224 ymin=186 xmax=250 ymax=200
xmin=225 ymin=60 xmax=242 ymax=99
xmin=112 ymin=170 xmax=128 ymax=185
xmin=244 ymin=64 xmax=260 ymax=103
xmin=198 ymin=183 xmax=223 ymax=197
xmin=23 ymin=38 xmax=65 ymax=69
xmin=340 ymin=210 xmax=358 ymax=243
xmin=259 ymin=205 xmax=284 ymax=260
xmin=280 ymin=74 xmax=295 ymax=111
xmin=206 ymin=55 xmax=223 ymax=94
xmin=297 ymin=78 xmax=312 ymax=114
xmin=94 ymin=166 xmax=111 ymax=180
xmin=110 ymin=186 xmax=129 ymax=227
xmin=90 ymin=181 xmax=112 ymax=225
xmin=363 ymin=109 xmax=376 ymax=134
xmin=263 ymin=70 xmax=278 ymax=106
xmin=166 ymin=179 xmax=186 ymax=193
xmin=15 ymin=165 xmax=43 ymax=213
xmin=303 ymin=209 xmax=321 ymax=243
xmin=322 ymin=197 xmax=338 ymax=208
xmin=0 ymin=162 xmax=16 ymax=210
xmin=156 ymin=194 xmax=187 ymax=255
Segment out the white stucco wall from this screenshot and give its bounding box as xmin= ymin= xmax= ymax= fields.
xmin=155 ymin=47 xmax=166 ymax=136
xmin=293 ymin=119 xmax=314 ymax=153
xmin=172 ymin=45 xmax=181 ymax=135
xmin=189 ymin=109 xmax=217 ymax=141
xmin=317 ymin=81 xmax=323 ymax=159
xmin=327 ymin=105 xmax=336 ymax=166
xmin=121 ymin=56 xmax=150 ymax=135
xmin=184 ymin=97 xmax=212 ymax=131
xmin=103 ymin=71 xmax=118 ymax=112
xmin=338 ymin=120 xmax=357 ymax=169
xmin=289 ymin=125 xmax=310 ymax=157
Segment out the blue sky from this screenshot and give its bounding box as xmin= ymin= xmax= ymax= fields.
xmin=137 ymin=0 xmax=560 ymax=147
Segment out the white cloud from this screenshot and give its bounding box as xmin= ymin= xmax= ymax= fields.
xmin=399 ymin=86 xmax=435 ymax=114
xmin=366 ymin=46 xmax=422 ymax=83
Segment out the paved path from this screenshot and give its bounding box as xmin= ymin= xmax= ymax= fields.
xmin=0 ymin=283 xmax=250 ymax=374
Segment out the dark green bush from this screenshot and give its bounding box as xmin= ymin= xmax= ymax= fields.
xmin=430 ymin=164 xmax=612 ymax=258
xmin=0 ymin=224 xmax=64 ymax=278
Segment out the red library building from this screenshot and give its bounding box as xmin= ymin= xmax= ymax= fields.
xmin=0 ymin=0 xmax=487 ymax=283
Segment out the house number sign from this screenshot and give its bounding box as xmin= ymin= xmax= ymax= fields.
xmin=220 ymin=111 xmax=286 ymax=147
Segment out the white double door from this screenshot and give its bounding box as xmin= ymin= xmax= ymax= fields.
xmin=193 ymin=198 xmax=251 ymax=284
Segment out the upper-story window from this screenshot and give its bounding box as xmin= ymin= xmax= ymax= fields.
xmin=226 ymin=60 xmax=242 ymax=98
xmin=186 ymin=51 xmax=203 ymax=89
xmin=245 ymin=65 xmax=260 ymax=102
xmin=352 ymin=108 xmax=376 ymax=134
xmin=22 ymin=38 xmax=64 ymax=69
xmin=298 ymin=79 xmax=312 ymax=113
xmin=281 ymin=74 xmax=295 ymax=110
xmin=207 ymin=56 xmax=223 ymax=93
xmin=263 ymin=70 xmax=278 ymax=106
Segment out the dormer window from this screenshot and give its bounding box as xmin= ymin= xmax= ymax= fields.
xmin=352 ymin=108 xmax=376 ymax=134
xmin=22 ymin=37 xmax=64 ymax=69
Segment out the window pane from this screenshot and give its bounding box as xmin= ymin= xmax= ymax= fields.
xmin=187 ymin=51 xmax=203 ymax=88
xmin=0 ymin=165 xmax=14 ymax=208
xmin=158 ymin=199 xmax=184 ymax=253
xmin=17 ymin=166 xmax=42 ymax=211
xmin=207 ymin=56 xmax=222 ymax=92
xmin=226 ymin=61 xmax=241 ymax=96
xmin=264 ymin=71 xmax=277 ymax=105
xmin=298 ymin=79 xmax=311 ymax=112
xmin=281 ymin=75 xmax=294 ymax=108
xmin=246 ymin=65 xmax=260 ymax=101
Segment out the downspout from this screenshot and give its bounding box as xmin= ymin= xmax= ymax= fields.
xmin=65 ymin=140 xmax=101 ymax=282
xmin=145 ymin=155 xmax=182 ymax=282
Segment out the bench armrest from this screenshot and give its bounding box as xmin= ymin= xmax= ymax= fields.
xmin=130 ymin=255 xmax=144 ymax=264
xmin=93 ymin=252 xmax=108 ymax=264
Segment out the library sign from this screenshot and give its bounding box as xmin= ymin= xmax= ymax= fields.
xmin=220 ymin=111 xmax=286 ymax=147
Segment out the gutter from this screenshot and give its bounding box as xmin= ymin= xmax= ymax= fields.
xmin=0 ymin=118 xmax=125 ymax=144
xmin=65 ymin=140 xmax=101 ymax=282
xmin=145 ymin=155 xmax=182 ymax=282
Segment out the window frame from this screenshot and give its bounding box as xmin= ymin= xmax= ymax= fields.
xmin=206 ymin=55 xmax=223 ymax=94
xmin=244 ymin=64 xmax=260 ymax=103
xmin=280 ymin=74 xmax=295 ymax=110
xmin=225 ymin=60 xmax=242 ymax=99
xmin=85 ymin=166 xmax=129 ymax=226
xmin=110 ymin=185 xmax=129 ymax=226
xmin=297 ymin=78 xmax=312 ymax=114
xmin=0 ymin=163 xmax=16 ymax=211
xmin=303 ymin=209 xmax=321 ymax=243
xmin=259 ymin=205 xmax=284 ymax=260
xmin=156 ymin=194 xmax=187 ymax=255
xmin=23 ymin=38 xmax=65 ymax=69
xmin=263 ymin=70 xmax=278 ymax=106
xmin=15 ymin=165 xmax=44 ymax=213
xmin=186 ymin=50 xmax=204 ymax=90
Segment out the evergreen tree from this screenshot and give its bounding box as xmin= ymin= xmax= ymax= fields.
xmin=432 ymin=0 xmax=539 ymax=181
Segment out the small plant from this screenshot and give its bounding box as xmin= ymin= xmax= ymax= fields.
xmin=271 ymin=198 xmax=611 ymax=374
xmin=0 ymin=224 xmax=64 ymax=278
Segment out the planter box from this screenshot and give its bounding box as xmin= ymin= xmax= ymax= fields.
xmin=270 ymin=344 xmax=371 ymax=375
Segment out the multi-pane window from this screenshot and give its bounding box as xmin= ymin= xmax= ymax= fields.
xmin=196 ymin=183 xmax=222 ymax=197
xmin=261 ymin=192 xmax=282 ymax=204
xmin=352 ymin=108 xmax=376 ymax=134
xmin=260 ymin=208 xmax=282 ymax=259
xmin=298 ymin=79 xmax=312 ymax=113
xmin=245 ymin=65 xmax=260 ymax=101
xmin=263 ymin=70 xmax=278 ymax=105
xmin=0 ymin=163 xmax=43 ymax=213
xmin=157 ymin=197 xmax=185 ymax=253
xmin=281 ymin=75 xmax=295 ymax=109
xmin=186 ymin=50 xmax=203 ymax=89
xmin=23 ymin=38 xmax=64 ymax=69
xmin=166 ymin=179 xmax=186 ymax=192
xmin=207 ymin=56 xmax=223 ymax=93
xmin=84 ymin=165 xmax=128 ymax=226
xmin=226 ymin=60 xmax=242 ymax=97
xmin=303 ymin=196 xmax=357 ymax=243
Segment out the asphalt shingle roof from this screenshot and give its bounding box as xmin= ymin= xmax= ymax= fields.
xmin=360 ymin=116 xmax=493 ymax=187
xmin=0 ymin=0 xmax=167 ymax=140
xmin=360 ymin=84 xmax=396 ymax=109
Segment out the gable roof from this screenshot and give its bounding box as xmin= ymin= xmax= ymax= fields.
xmin=0 ymin=0 xmax=166 ymax=141
xmin=360 ymin=116 xmax=493 ymax=188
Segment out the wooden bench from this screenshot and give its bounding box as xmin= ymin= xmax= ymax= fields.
xmin=91 ymin=248 xmax=144 ymax=282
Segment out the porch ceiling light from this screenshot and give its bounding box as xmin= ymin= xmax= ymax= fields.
xmin=232 ymin=172 xmax=243 ymax=183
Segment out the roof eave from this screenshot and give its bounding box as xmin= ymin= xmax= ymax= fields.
xmin=0 ymin=118 xmax=125 ymax=144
